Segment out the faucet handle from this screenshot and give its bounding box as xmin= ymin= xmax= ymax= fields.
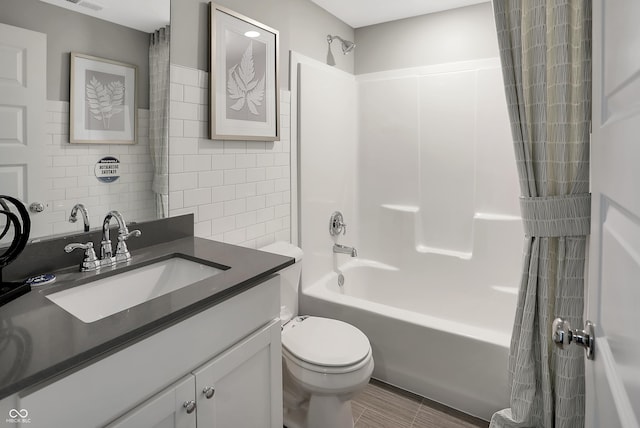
xmin=114 ymin=229 xmax=141 ymax=263
xmin=119 ymin=229 xmax=141 ymax=241
xmin=64 ymin=241 xmax=93 ymax=253
xmin=64 ymin=241 xmax=100 ymax=272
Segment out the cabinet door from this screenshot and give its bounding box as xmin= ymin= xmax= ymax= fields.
xmin=194 ymin=319 xmax=282 ymax=428
xmin=106 ymin=375 xmax=196 ymax=428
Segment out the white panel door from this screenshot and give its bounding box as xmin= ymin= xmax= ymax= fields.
xmin=587 ymin=1 xmax=640 ymax=427
xmin=0 ymin=23 xmax=48 ymax=237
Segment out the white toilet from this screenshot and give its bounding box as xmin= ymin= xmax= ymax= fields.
xmin=260 ymin=242 xmax=374 ymax=428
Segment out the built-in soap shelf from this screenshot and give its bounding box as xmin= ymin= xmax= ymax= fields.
xmin=380 ymin=204 xmax=419 ymax=213
xmin=340 ymin=257 xmax=399 ymax=271
xmin=380 ymin=204 xmax=523 ymax=261
xmin=415 ymin=245 xmax=472 ymax=260
xmin=474 ymin=212 xmax=521 ymax=221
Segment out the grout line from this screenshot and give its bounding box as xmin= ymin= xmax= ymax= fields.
xmin=353 ymin=405 xmax=366 ymax=426
xmin=409 ymin=402 xmax=421 ymax=427
xmin=356 ymin=403 xmax=371 ymax=426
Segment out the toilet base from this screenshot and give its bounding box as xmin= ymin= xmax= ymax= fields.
xmin=283 ymin=366 xmax=357 ymax=428
xmin=308 ymin=395 xmax=354 ymax=428
xmin=284 ymin=395 xmax=354 ymax=428
xmin=283 ymin=406 xmax=306 ymax=428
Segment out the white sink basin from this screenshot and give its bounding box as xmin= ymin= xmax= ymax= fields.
xmin=47 ymin=257 xmax=224 ymax=323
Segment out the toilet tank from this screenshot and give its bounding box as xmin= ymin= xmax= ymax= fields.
xmin=259 ymin=242 xmax=303 ymax=324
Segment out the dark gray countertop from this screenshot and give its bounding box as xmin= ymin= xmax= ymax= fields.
xmin=0 ymin=236 xmax=293 ymax=399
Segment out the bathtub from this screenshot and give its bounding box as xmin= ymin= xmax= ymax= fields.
xmin=299 ymin=257 xmax=517 ymax=421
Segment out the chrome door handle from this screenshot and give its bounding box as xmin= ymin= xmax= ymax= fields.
xmin=552 ymin=318 xmax=595 ymax=360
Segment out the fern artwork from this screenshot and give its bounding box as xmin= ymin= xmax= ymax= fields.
xmin=210 ymin=5 xmax=279 ymax=140
xmin=70 ymin=53 xmax=137 ymax=144
xmin=225 ymin=32 xmax=268 ymax=123
xmin=84 ymin=70 xmax=126 ymax=131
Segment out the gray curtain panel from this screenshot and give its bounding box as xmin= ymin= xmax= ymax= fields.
xmin=490 ymin=1 xmax=591 ymax=427
xmin=149 ymin=26 xmax=171 ymax=218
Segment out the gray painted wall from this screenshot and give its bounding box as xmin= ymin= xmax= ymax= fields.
xmin=354 ymin=3 xmax=498 ymax=75
xmin=1 ymin=0 xmax=151 ymax=107
xmin=170 ymin=0 xmax=354 ymax=86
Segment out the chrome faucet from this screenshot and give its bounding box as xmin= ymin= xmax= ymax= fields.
xmin=101 ymin=210 xmax=141 ymax=265
xmin=333 ymin=243 xmax=358 ymax=257
xmin=69 ymin=203 xmax=90 ymax=232
xmin=65 ymin=210 xmax=141 ymax=272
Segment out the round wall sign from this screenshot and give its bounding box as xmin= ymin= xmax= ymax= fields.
xmin=95 ymin=156 xmax=120 ymax=183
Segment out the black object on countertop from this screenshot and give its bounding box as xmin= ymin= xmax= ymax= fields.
xmin=0 ymin=195 xmax=31 ymax=306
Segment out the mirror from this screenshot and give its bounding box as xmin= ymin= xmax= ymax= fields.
xmin=0 ymin=0 xmax=170 ymax=243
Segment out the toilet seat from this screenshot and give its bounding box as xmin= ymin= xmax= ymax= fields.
xmin=282 ymin=316 xmax=371 ymax=371
xmin=283 ymin=346 xmax=373 ymax=375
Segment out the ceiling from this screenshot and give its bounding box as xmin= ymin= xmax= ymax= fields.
xmin=39 ymin=0 xmax=169 ymax=33
xmin=38 ymin=0 xmax=488 ymax=34
xmin=309 ymin=0 xmax=490 ymax=28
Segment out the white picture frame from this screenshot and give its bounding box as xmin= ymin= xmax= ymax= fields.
xmin=70 ymin=53 xmax=138 ymax=144
xmin=210 ymin=4 xmax=280 ymax=141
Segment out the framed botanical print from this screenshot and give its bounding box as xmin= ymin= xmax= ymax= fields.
xmin=210 ymin=3 xmax=280 ymax=141
xmin=70 ymin=53 xmax=138 ymax=144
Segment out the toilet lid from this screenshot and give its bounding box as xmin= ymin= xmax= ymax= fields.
xmin=282 ymin=316 xmax=371 ymax=367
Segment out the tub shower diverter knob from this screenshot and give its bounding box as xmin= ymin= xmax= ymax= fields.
xmin=203 ymin=386 xmax=215 ymax=399
xmin=183 ymin=400 xmax=196 ymax=414
xmin=552 ymin=317 xmax=595 ymax=360
xmin=329 ymin=211 xmax=347 ymax=236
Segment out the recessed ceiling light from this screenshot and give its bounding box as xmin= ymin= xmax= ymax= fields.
xmin=244 ymin=30 xmax=260 ymax=38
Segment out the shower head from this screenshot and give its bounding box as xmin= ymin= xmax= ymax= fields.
xmin=342 ymin=39 xmax=355 ymax=54
xmin=327 ymin=35 xmax=355 ymax=55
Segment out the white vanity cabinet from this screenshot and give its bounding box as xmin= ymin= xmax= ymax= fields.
xmin=13 ymin=276 xmax=282 ymax=428
xmin=107 ymin=320 xmax=282 ymax=428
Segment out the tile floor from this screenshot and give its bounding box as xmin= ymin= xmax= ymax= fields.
xmin=351 ymin=379 xmax=489 ymax=428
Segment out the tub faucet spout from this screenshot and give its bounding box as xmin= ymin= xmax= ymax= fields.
xmin=333 ymin=243 xmax=357 ymax=257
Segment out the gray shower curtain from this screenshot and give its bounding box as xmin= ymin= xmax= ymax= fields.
xmin=149 ymin=26 xmax=170 ymax=218
xmin=490 ymin=1 xmax=591 ymax=427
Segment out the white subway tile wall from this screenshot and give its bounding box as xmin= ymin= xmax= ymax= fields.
xmin=169 ymin=64 xmax=291 ymax=248
xmin=42 ymin=101 xmax=156 ymax=237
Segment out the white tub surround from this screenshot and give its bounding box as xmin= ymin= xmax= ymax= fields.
xmin=292 ymin=53 xmax=522 ymax=420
